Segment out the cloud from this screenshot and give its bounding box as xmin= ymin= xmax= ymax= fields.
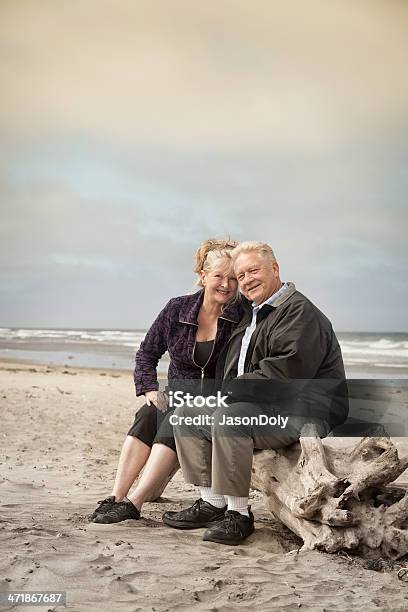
xmin=1 ymin=0 xmax=408 ymax=152
xmin=0 ymin=0 xmax=407 ymax=329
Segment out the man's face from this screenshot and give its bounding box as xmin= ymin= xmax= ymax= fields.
xmin=234 ymin=251 xmax=281 ymax=305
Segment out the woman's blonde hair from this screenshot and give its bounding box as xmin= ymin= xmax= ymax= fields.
xmin=194 ymin=237 xmax=238 ymax=287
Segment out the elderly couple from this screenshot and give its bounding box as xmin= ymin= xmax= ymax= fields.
xmin=89 ymin=238 xmax=347 ymax=545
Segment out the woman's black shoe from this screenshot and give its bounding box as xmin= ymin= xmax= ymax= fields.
xmin=93 ymin=499 xmax=140 ymax=523
xmin=88 ymin=496 xmax=116 ymax=521
xmin=162 ymin=498 xmax=227 ymax=529
xmin=202 ymin=509 xmax=254 ymax=545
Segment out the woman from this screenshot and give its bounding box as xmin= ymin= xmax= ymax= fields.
xmin=89 ymin=238 xmax=240 ymax=524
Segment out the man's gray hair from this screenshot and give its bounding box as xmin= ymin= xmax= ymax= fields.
xmin=231 ymin=241 xmax=277 ymax=264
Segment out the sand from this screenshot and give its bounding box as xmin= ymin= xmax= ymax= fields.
xmin=1 ymin=361 xmax=408 ymax=612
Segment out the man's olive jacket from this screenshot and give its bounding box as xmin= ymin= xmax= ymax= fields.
xmin=215 ymin=282 xmax=348 ymax=429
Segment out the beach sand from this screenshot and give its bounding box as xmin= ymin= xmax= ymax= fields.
xmin=1 ymin=361 xmax=408 ymax=611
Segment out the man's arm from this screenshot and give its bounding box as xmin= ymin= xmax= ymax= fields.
xmin=223 ymin=300 xmax=328 ymax=403
xmin=243 ymin=300 xmax=326 ymax=380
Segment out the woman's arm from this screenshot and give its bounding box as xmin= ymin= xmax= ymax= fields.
xmin=133 ymin=299 xmax=174 ymax=397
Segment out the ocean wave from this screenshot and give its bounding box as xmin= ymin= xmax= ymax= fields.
xmin=0 ymin=329 xmax=407 ymax=369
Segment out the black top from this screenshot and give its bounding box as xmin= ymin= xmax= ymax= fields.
xmin=194 ymin=340 xmax=215 ymax=368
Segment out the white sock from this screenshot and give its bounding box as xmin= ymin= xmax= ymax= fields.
xmin=227 ymin=496 xmax=249 ymax=517
xmin=200 ymin=487 xmax=226 ymax=508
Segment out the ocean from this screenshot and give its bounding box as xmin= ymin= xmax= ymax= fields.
xmin=0 ymin=328 xmax=407 ymax=378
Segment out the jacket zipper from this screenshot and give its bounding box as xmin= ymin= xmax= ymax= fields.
xmin=181 ymin=319 xmax=216 ymax=395
xmin=197 ymin=336 xmax=217 ymax=395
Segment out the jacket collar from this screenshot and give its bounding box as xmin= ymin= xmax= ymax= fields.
xmin=179 ymin=288 xmax=241 ymax=325
xmin=239 ymin=282 xmax=297 ymax=322
xmin=268 ymin=281 xmax=297 ymax=307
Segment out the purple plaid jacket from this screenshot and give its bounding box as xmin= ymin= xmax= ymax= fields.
xmin=134 ymin=289 xmax=241 ymax=396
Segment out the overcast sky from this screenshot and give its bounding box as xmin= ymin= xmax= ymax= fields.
xmin=1 ymin=0 xmax=407 ymax=331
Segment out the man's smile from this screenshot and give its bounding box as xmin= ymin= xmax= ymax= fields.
xmin=247 ymin=284 xmax=261 ymax=293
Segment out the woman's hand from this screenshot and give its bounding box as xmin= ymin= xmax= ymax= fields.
xmin=144 ymin=390 xmax=158 ymax=406
xmin=144 ymin=390 xmax=168 ymax=412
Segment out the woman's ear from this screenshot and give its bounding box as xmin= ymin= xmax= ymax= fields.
xmin=200 ymin=271 xmax=206 ymax=286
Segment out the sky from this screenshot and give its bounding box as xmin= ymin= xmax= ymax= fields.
xmin=1 ymin=0 xmax=407 ymax=331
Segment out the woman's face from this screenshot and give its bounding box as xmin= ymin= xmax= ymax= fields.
xmin=201 ymin=261 xmax=238 ymax=305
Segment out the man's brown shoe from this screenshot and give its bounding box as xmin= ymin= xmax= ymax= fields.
xmin=162 ymin=498 xmax=227 ymax=529
xmin=202 ymin=509 xmax=254 ymax=545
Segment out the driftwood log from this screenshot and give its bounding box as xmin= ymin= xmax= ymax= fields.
xmin=251 ymin=424 xmax=408 ymax=559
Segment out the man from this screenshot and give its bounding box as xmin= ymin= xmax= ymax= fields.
xmin=163 ymin=241 xmax=347 ymax=545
